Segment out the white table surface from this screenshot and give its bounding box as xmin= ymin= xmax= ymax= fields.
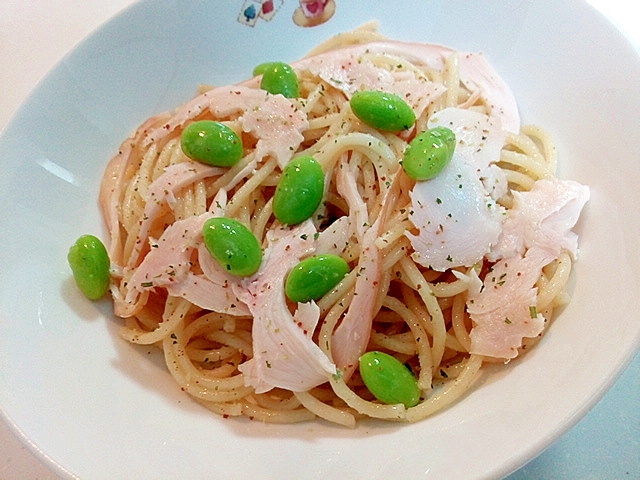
xmin=1 ymin=1 xmax=638 ymax=479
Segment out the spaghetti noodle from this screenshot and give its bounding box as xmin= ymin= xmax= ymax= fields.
xmin=99 ymin=24 xmax=588 ymax=426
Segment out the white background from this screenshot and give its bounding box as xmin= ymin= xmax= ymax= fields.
xmin=1 ymin=1 xmax=638 ymax=478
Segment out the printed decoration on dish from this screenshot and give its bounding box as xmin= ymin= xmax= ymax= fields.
xmin=293 ymin=0 xmax=336 ymax=27
xmin=238 ymin=0 xmax=283 ymax=27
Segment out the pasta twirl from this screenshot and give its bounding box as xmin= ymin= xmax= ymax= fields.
xmin=98 ymin=24 xmax=589 ymax=426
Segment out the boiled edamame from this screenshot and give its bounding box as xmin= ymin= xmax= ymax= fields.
xmin=256 ymin=61 xmax=300 ymax=98
xmin=285 ymin=254 xmax=349 ymax=303
xmin=350 ymin=90 xmax=416 ymax=132
xmin=402 ymin=126 xmax=456 ymax=180
xmin=181 ymin=120 xmax=243 ymax=167
xmin=203 ymin=217 xmax=262 ymax=277
xmin=273 ymin=155 xmax=324 ymax=225
xmin=359 ymin=350 xmax=421 ymax=408
xmin=68 ymin=234 xmax=110 ymax=300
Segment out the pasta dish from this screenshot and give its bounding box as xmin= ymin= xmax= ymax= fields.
xmin=93 ymin=24 xmax=589 ymax=426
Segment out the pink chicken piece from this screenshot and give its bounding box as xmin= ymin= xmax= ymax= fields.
xmin=468 ymin=247 xmax=552 ymax=359
xmin=118 ymin=189 xmax=250 ymax=318
xmin=489 ymin=178 xmax=591 ymax=262
xmin=288 ymin=40 xmax=520 ymax=133
xmin=130 ymin=162 xmax=224 ymax=267
xmin=330 ymin=220 xmax=383 ymax=378
xmin=406 ymin=108 xmax=507 ymax=271
xmin=469 ymin=178 xmax=589 ymax=359
xmin=242 ymin=40 xmax=519 ymax=133
xmin=330 ymin=173 xmax=402 ymax=379
xmin=236 ymin=221 xmax=337 ymax=393
xmin=142 ymin=85 xmax=308 ymax=169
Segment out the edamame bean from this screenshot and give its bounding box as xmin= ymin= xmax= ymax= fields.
xmin=402 ymin=126 xmax=456 ymax=180
xmin=181 ymin=120 xmax=243 ymax=167
xmin=359 ymin=351 xmax=421 ymax=408
xmin=203 ymin=217 xmax=262 ymax=277
xmin=273 ymin=155 xmax=324 ymax=225
xmin=285 ymin=254 xmax=349 ymax=303
xmin=350 ymin=90 xmax=416 ymax=132
xmin=67 ymin=234 xmax=110 ymax=300
xmin=252 ymin=62 xmax=273 ymax=76
xmin=257 ymin=61 xmax=300 ymax=98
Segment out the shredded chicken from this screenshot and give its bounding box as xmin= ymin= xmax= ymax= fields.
xmin=406 ymin=108 xmax=506 ymax=271
xmin=236 ymin=221 xmax=337 ymax=393
xmin=469 ymin=178 xmax=590 ymax=358
xmin=288 ymin=40 xmax=520 ymax=133
xmin=489 ymin=178 xmax=590 ymax=261
xmin=468 ymin=248 xmax=552 ymax=358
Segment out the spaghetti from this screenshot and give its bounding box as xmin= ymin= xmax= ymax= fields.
xmin=99 ymin=24 xmax=589 ymax=426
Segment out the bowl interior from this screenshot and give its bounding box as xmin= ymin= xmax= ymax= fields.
xmin=1 ymin=1 xmax=639 ymax=479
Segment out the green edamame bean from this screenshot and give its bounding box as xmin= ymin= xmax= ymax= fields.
xmin=402 ymin=126 xmax=456 ymax=180
xmin=285 ymin=254 xmax=349 ymax=303
xmin=350 ymin=90 xmax=416 ymax=132
xmin=67 ymin=234 xmax=110 ymax=300
xmin=181 ymin=120 xmax=243 ymax=167
xmin=273 ymin=155 xmax=324 ymax=225
xmin=359 ymin=351 xmax=421 ymax=408
xmin=252 ymin=62 xmax=273 ymax=77
xmin=203 ymin=217 xmax=262 ymax=277
xmin=257 ymin=61 xmax=300 ymax=98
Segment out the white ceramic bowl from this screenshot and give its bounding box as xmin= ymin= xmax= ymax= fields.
xmin=1 ymin=1 xmax=639 ymax=478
